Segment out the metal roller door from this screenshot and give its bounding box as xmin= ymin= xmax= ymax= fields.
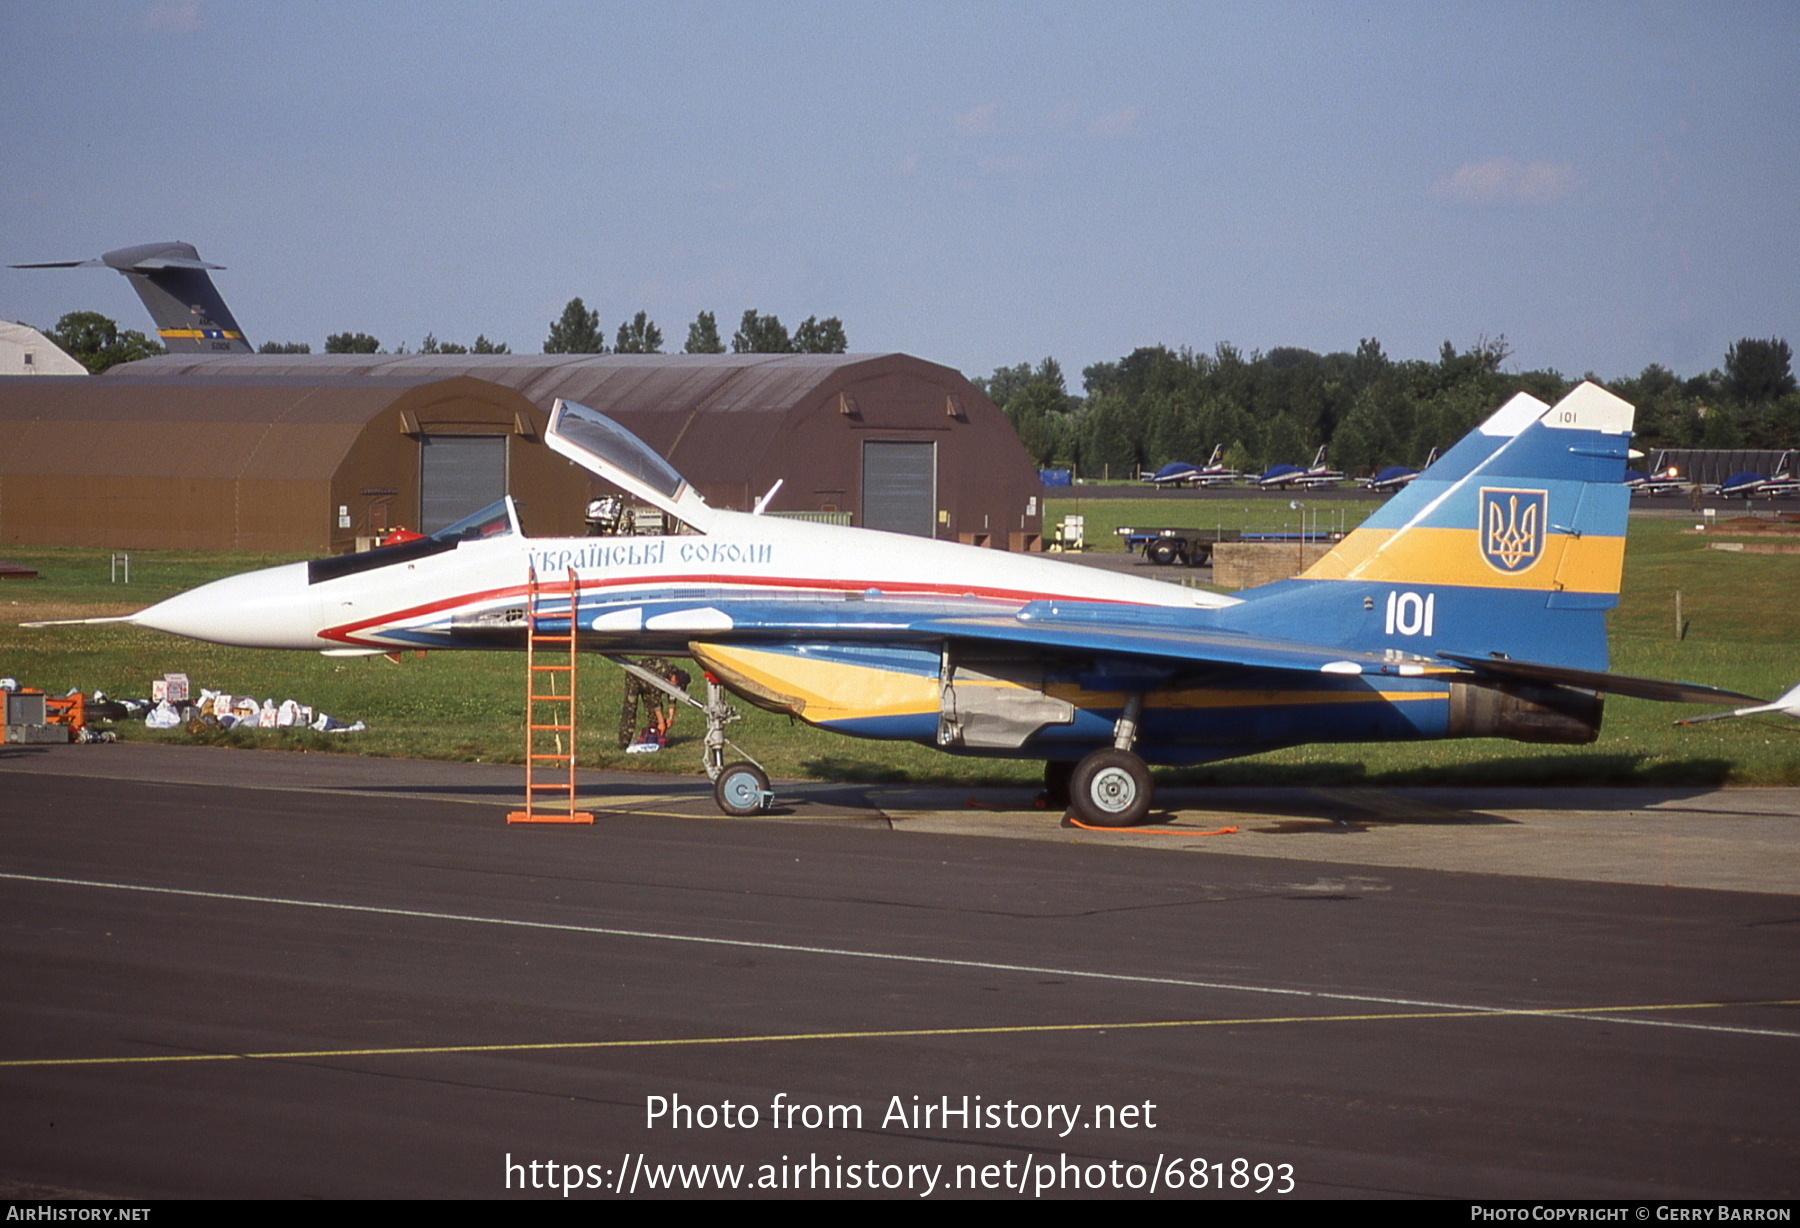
xmin=862 ymin=440 xmax=936 ymax=537
xmin=420 ymin=435 xmax=507 ymax=533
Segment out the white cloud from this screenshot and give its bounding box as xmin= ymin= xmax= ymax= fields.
xmin=1432 ymin=158 xmax=1578 ymax=204
xmin=144 ymin=0 xmax=203 ymax=32
xmin=1087 ymin=107 xmax=1140 ymax=137
xmin=954 ymin=102 xmax=1000 ymax=135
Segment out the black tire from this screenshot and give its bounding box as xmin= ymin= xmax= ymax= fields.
xmin=1068 ymin=748 xmax=1153 ymax=827
xmin=1190 ymin=543 xmax=1212 ymax=567
xmin=713 ymin=761 xmax=770 ymax=816
xmin=1147 ymin=539 xmax=1180 ymax=566
xmin=1041 ymin=760 xmax=1075 ymax=808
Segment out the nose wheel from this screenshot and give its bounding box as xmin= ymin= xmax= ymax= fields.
xmin=713 ymin=761 xmax=773 ymax=816
xmin=1068 ymin=747 xmax=1154 ymax=827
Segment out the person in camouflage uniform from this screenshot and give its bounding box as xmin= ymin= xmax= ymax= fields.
xmin=617 ymin=658 xmax=691 ymax=748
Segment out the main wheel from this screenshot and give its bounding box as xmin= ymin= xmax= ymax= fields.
xmin=1147 ymin=539 xmax=1180 ymax=566
xmin=1068 ymin=748 xmax=1153 ymax=827
xmin=713 ymin=761 xmax=770 ymax=816
xmin=1041 ymin=760 xmax=1075 ymax=808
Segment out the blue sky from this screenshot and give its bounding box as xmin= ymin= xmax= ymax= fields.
xmin=4 ymin=0 xmax=1795 ymax=384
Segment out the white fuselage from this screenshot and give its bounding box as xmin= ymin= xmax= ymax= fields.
xmin=134 ymin=509 xmax=1234 ymax=652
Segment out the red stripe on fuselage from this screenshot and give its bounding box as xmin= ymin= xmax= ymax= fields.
xmin=318 ymin=571 xmax=1143 ymax=646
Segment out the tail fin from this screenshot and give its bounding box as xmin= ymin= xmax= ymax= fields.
xmin=1230 ymin=383 xmax=1635 ymax=671
xmin=11 ymin=241 xmax=251 ymax=353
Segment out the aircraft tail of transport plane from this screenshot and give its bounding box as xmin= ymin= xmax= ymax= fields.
xmin=11 ymin=241 xmax=251 ymax=353
xmin=37 ymin=383 xmax=1776 ymax=826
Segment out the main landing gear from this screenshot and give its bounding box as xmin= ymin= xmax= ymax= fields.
xmin=1064 ymin=693 xmax=1154 ymax=827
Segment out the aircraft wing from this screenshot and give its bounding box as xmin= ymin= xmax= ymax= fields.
xmin=913 ymin=604 xmax=1762 ymax=704
xmin=916 ymin=604 xmax=1450 ymax=680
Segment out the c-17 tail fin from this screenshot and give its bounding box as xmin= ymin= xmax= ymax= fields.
xmin=11 ymin=241 xmax=251 ymax=353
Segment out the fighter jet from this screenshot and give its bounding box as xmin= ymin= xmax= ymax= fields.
xmin=11 ymin=241 xmax=251 ymax=354
xmin=1360 ymin=447 xmax=1439 ymax=493
xmin=1252 ymin=445 xmax=1345 ymax=489
xmin=47 ymin=384 xmax=1769 ymax=826
xmin=1142 ymin=446 xmax=1241 ymax=488
xmin=1717 ymin=453 xmax=1799 ymax=499
xmin=1623 ymin=461 xmax=1690 ymax=497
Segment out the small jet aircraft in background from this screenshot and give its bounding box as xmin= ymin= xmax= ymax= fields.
xmin=1623 ymin=462 xmax=1691 ymax=497
xmin=55 ymin=384 xmax=1775 ymax=826
xmin=1360 ymin=447 xmax=1439 ymax=494
xmin=1142 ymin=445 xmax=1242 ymax=488
xmin=11 ymin=241 xmax=252 ymax=354
xmin=1252 ymin=445 xmax=1345 ymax=489
xmin=1715 ymin=453 xmax=1799 ymax=499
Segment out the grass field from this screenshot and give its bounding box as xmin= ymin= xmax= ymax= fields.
xmin=3 ymin=513 xmax=1797 ymax=787
xmin=1046 ymin=495 xmax=1377 ymax=546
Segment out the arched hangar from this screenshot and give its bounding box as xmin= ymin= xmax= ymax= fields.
xmin=0 ymin=353 xmax=1043 ymax=553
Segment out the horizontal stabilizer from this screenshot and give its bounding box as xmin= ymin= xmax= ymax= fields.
xmin=1437 ymin=652 xmax=1761 ymax=705
xmin=1674 ymin=680 xmax=1800 ymax=725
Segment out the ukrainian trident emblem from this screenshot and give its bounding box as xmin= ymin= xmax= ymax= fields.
xmin=1480 ymin=488 xmax=1547 ymax=572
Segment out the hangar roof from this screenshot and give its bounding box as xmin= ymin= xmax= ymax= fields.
xmin=104 ymin=353 xmax=984 ymax=486
xmin=111 ymin=352 xmax=946 ymax=413
xmin=0 ymin=373 xmax=536 ymax=480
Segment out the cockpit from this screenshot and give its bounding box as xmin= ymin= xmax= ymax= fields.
xmin=548 ymin=400 xmax=687 ymax=500
xmin=429 ymin=498 xmax=519 ymax=543
xmin=307 ymin=497 xmax=520 ymax=585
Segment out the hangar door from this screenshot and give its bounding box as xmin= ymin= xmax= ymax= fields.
xmin=420 ymin=435 xmax=507 ymax=533
xmin=862 ymin=440 xmax=936 ymax=537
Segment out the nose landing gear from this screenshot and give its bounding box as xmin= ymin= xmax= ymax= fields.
xmin=606 ymin=657 xmax=775 ymax=816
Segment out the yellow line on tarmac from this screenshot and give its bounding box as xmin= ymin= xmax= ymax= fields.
xmin=6 ymin=999 xmax=1795 ymax=1070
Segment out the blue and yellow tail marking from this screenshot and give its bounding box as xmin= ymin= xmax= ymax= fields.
xmin=1229 ymin=383 xmax=1635 ymax=671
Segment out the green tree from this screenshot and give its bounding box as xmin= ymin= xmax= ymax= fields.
xmin=990 ymin=357 xmax=1077 ymax=467
xmin=1077 ymin=392 xmax=1145 ymax=477
xmin=976 ymin=361 xmax=1038 ymax=408
xmin=792 ymin=315 xmax=847 ymax=353
xmin=684 ymin=311 xmax=724 ymax=354
xmin=732 ymin=309 xmax=791 ymax=353
xmin=544 ymin=297 xmax=604 ymax=353
xmin=614 ymin=311 xmax=664 ymax=354
xmin=419 ymin=333 xmax=508 ymax=354
xmin=50 ymin=311 xmax=163 ymax=373
xmin=1723 ymin=338 xmax=1796 ymax=405
xmin=257 ymin=340 xmax=311 ymax=354
xmin=325 ymin=332 xmax=381 ymax=354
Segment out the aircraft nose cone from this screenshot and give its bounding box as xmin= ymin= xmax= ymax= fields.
xmin=135 ymin=562 xmax=325 ymax=649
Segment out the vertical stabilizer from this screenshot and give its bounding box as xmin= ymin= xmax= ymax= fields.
xmin=11 ymin=241 xmax=251 ymax=353
xmin=1226 ymin=384 xmax=1636 ymax=670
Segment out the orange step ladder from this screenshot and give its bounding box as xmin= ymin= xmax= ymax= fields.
xmin=507 ymin=567 xmax=594 ymax=824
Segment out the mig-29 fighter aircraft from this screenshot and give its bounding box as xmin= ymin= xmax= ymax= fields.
xmin=72 ymin=383 xmax=1770 ymax=825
